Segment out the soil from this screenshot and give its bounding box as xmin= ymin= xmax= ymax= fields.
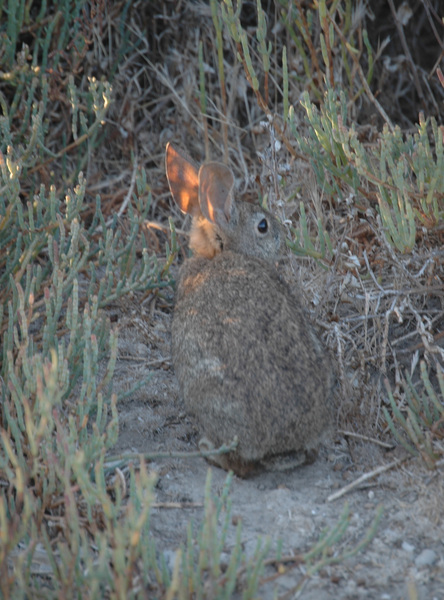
xmin=110 ymin=301 xmax=444 ymax=600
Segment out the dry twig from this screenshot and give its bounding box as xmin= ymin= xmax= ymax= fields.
xmin=327 ymin=458 xmax=408 ymax=502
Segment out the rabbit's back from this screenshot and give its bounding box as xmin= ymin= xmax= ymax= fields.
xmin=172 ymin=251 xmax=334 ymax=470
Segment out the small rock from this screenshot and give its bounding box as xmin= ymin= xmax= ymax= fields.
xmin=415 ymin=549 xmax=437 ymax=567
xmin=402 ymin=541 xmax=415 ymax=554
xmin=219 ymin=552 xmax=230 ymax=570
xmin=162 ymin=549 xmax=179 ymax=574
xmin=343 ymin=579 xmax=358 ymax=595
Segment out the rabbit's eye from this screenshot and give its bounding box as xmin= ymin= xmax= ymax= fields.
xmin=257 ymin=218 xmax=268 ymax=234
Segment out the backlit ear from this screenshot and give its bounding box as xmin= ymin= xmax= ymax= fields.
xmin=198 ymin=162 xmax=234 ymax=225
xmin=165 ymin=142 xmax=200 ymax=216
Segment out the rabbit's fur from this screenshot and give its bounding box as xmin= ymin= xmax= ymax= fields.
xmin=166 ymin=142 xmax=334 ymax=477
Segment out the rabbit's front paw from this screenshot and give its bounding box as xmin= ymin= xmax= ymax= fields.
xmin=198 ymin=436 xmax=228 ymax=470
xmin=198 ymin=437 xmax=256 ymax=477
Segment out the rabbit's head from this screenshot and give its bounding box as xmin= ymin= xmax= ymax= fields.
xmin=166 ymin=143 xmax=284 ymax=261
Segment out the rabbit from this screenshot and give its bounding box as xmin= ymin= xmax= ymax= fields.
xmin=165 ymin=142 xmax=334 ymax=477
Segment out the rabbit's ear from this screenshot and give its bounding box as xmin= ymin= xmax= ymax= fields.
xmin=165 ymin=142 xmax=201 ymax=216
xmin=198 ymin=162 xmax=234 ymax=225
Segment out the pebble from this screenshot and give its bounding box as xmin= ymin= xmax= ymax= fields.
xmin=414 ymin=549 xmax=437 ymax=567
xmin=162 ymin=549 xmax=179 ymax=574
xmin=402 ymin=541 xmax=415 ymax=554
xmin=219 ymin=552 xmax=230 ymax=569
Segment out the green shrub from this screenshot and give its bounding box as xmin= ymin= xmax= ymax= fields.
xmin=0 ymin=2 xmax=174 ymax=596
xmin=384 ymin=362 xmax=444 ymax=469
xmin=295 ymin=90 xmax=444 ymax=253
xmin=208 ymin=0 xmax=443 ymax=255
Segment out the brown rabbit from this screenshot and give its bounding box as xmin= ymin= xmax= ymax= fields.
xmin=166 ymin=142 xmax=334 ymax=477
